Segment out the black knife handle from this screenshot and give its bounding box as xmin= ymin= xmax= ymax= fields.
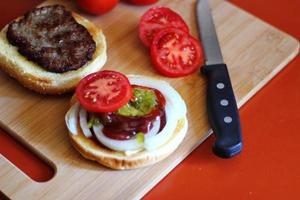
xmin=202 ymin=63 xmax=242 ymax=158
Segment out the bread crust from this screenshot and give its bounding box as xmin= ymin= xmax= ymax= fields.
xmin=0 ymin=12 xmax=107 ymax=94
xmin=66 ymin=99 xmax=188 ymax=170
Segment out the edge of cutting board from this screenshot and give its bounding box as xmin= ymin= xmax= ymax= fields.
xmin=0 ymin=0 xmax=299 ymax=199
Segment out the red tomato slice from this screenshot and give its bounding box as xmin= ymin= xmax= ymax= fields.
xmin=139 ymin=7 xmax=189 ymax=47
xmin=76 ymin=71 xmax=132 ymax=113
xmin=150 ymin=28 xmax=204 ymax=77
xmin=126 ymin=0 xmax=159 ymax=5
xmin=76 ymin=0 xmax=119 ymax=15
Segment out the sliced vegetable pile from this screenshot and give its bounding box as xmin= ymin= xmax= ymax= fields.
xmin=73 ymin=71 xmax=170 ymax=150
xmin=69 ymin=70 xmax=186 ymax=152
xmin=139 ymin=7 xmax=204 ymax=77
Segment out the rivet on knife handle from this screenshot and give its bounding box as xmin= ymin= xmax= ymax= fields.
xmin=202 ymin=64 xmax=242 ymax=158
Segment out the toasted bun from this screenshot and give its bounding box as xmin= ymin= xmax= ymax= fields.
xmin=0 ymin=12 xmax=107 ymax=94
xmin=69 ymin=112 xmax=187 ymax=170
xmin=66 ymin=76 xmax=188 ymax=169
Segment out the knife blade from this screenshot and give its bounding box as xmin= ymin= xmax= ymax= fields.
xmin=196 ymin=0 xmax=242 ymax=158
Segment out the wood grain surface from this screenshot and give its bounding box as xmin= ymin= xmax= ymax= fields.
xmin=0 ymin=0 xmax=298 ymax=199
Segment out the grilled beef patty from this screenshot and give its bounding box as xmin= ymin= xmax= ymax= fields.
xmin=6 ymin=5 xmax=96 ymax=73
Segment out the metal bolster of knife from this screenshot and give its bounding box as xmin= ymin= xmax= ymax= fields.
xmin=201 ymin=64 xmax=243 ymax=158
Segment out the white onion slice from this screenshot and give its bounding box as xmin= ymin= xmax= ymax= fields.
xmin=93 ymin=124 xmax=143 ymax=152
xmin=144 ymin=118 xmax=161 ymax=139
xmin=79 ymin=107 xmax=93 ymax=138
xmin=144 ymin=103 xmax=177 ymax=151
xmin=65 ymin=102 xmax=80 ymax=135
xmin=91 ymin=99 xmax=178 ymax=152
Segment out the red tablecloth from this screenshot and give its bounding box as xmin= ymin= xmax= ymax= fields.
xmin=1 ymin=0 xmax=299 ymax=199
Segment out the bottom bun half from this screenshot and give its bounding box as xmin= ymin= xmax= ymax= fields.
xmin=68 ymin=115 xmax=187 ymax=170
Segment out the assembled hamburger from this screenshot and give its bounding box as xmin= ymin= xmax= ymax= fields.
xmin=65 ymin=70 xmax=188 ymax=169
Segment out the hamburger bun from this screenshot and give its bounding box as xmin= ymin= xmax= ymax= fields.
xmin=0 ymin=9 xmax=107 ymax=94
xmin=65 ymin=75 xmax=188 ymax=170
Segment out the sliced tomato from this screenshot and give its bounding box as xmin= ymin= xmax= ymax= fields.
xmin=126 ymin=0 xmax=159 ymax=5
xmin=150 ymin=28 xmax=203 ymax=77
xmin=76 ymin=0 xmax=119 ymax=15
xmin=76 ymin=71 xmax=132 ymax=113
xmin=139 ymin=7 xmax=189 ymax=47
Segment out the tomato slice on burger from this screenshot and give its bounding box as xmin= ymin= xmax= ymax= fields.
xmin=139 ymin=7 xmax=189 ymax=47
xmin=150 ymin=28 xmax=204 ymax=77
xmin=76 ymin=70 xmax=132 ymax=113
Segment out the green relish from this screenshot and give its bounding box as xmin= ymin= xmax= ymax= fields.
xmin=117 ymin=87 xmax=157 ymax=117
xmin=136 ymin=132 xmax=145 ymax=144
xmin=87 ymin=114 xmax=100 ymax=128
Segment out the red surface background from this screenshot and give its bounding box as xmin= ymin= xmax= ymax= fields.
xmin=1 ymin=0 xmax=300 ymax=199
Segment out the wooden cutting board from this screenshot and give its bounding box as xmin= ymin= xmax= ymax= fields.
xmin=0 ymin=0 xmax=298 ymax=199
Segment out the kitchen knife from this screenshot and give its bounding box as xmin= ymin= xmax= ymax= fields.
xmin=196 ymin=0 xmax=242 ymax=158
